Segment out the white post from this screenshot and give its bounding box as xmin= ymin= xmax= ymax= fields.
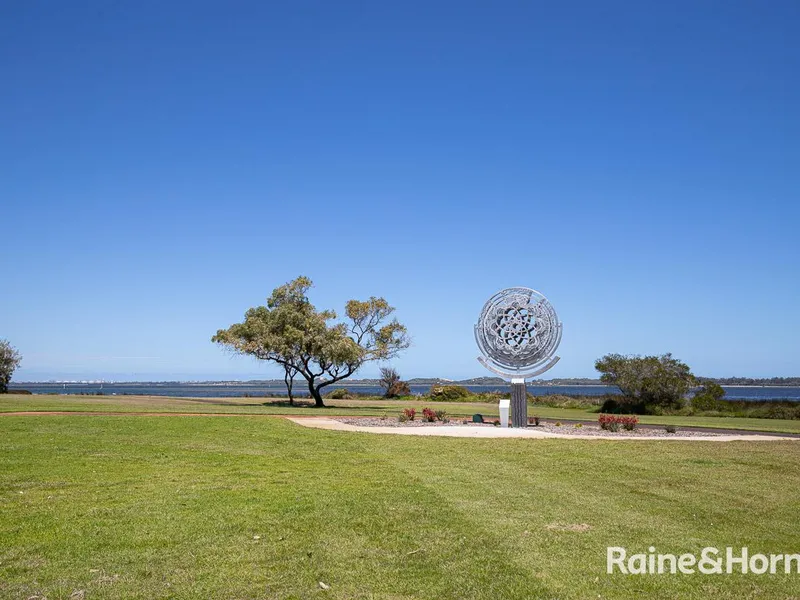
xmin=498 ymin=399 xmax=510 ymax=428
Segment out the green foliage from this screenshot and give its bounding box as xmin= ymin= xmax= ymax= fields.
xmin=213 ymin=277 xmax=409 ymax=407
xmin=0 ymin=339 xmax=22 ymax=394
xmin=429 ymin=385 xmax=471 ymax=401
xmin=691 ymin=382 xmax=726 ymax=411
xmin=665 ymin=424 xmax=678 ymax=433
xmin=599 ymin=398 xmax=647 ymax=415
xmin=595 ymin=353 xmax=696 ymax=410
xmin=529 ymin=394 xmax=604 ymax=409
xmin=327 ymin=388 xmax=354 ymax=400
xmin=476 ymin=391 xmax=505 ymax=403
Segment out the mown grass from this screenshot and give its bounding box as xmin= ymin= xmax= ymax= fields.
xmin=0 ymin=415 xmax=798 ymax=599
xmin=3 ymin=394 xmax=800 ymax=434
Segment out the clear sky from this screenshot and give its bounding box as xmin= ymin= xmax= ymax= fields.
xmin=2 ymin=1 xmax=799 ymax=382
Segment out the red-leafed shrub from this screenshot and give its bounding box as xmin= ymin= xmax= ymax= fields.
xmin=401 ymin=408 xmax=416 ymax=422
xmin=598 ymin=414 xmax=639 ymax=432
xmin=598 ymin=414 xmax=618 ymax=431
xmin=421 ymin=407 xmax=437 ymax=422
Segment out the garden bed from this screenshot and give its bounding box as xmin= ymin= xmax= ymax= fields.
xmin=330 ymin=417 xmax=725 ymax=437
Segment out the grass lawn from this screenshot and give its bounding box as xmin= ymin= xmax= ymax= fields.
xmin=1 ymin=414 xmax=799 ymax=599
xmin=3 ymin=394 xmax=800 ymax=434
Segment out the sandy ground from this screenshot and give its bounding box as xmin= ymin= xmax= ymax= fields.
xmin=287 ymin=417 xmax=798 ymax=441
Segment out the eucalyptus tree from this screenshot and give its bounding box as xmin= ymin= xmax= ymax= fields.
xmin=213 ymin=277 xmax=409 ymax=407
xmin=0 ymin=339 xmax=22 ymax=393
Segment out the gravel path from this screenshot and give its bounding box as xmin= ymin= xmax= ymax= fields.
xmin=331 ymin=416 xmax=725 ymax=437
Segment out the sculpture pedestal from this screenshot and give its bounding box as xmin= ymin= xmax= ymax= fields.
xmin=510 ymin=378 xmax=527 ymax=428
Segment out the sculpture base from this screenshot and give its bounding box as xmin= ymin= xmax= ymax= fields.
xmin=510 ymin=378 xmax=527 ymax=428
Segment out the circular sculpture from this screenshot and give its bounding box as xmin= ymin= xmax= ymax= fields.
xmin=475 ymin=287 xmax=562 ymax=380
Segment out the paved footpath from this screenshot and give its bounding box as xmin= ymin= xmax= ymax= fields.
xmin=287 ymin=417 xmax=798 ymax=442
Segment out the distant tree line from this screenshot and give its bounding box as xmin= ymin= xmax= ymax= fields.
xmin=697 ymin=377 xmax=800 ymax=387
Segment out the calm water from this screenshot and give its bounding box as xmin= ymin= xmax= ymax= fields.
xmin=9 ymin=382 xmax=800 ymax=401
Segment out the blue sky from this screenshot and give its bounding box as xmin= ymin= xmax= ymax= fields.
xmin=2 ymin=1 xmax=799 ymax=381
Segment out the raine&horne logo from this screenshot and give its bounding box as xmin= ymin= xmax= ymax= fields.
xmin=607 ymin=547 xmax=800 ymax=575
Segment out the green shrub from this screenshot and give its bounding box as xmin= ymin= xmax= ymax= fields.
xmin=600 ymin=397 xmax=648 ymax=415
xmin=476 ymin=391 xmax=506 ymax=403
xmin=429 ymin=385 xmax=471 ymax=401
xmin=664 ymin=424 xmax=677 ymax=434
xmin=764 ymin=404 xmax=800 ymax=420
xmin=691 ymin=382 xmax=726 ymax=411
xmin=529 ymin=394 xmax=603 ymax=409
xmin=327 ymin=388 xmax=354 ymax=400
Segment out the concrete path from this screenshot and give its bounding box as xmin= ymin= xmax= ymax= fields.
xmin=286 ymin=417 xmax=797 ymax=441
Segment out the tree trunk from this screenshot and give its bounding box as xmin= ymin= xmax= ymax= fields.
xmin=309 ymin=380 xmax=325 ymax=408
xmin=284 ymin=370 xmax=294 ymax=406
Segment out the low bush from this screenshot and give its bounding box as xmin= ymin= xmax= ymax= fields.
xmin=528 ymin=416 xmax=540 ymax=427
xmin=529 ymin=394 xmax=604 ymax=409
xmin=476 ymin=391 xmax=506 ymax=403
xmin=327 ymin=388 xmax=354 ymax=400
xmin=429 ymin=385 xmax=471 ymax=401
xmin=600 ymin=398 xmax=648 ymax=415
xmin=435 ymin=410 xmax=447 ymax=422
xmin=402 ymin=408 xmax=416 ymax=422
xmin=764 ymin=404 xmax=800 ymax=420
xmin=7 ymin=389 xmax=32 ymax=395
xmin=666 ymin=399 xmax=800 ymax=420
xmin=664 ymin=424 xmax=677 ymax=434
xmin=421 ymin=408 xmax=437 ymax=422
xmin=598 ymin=414 xmax=639 ymax=431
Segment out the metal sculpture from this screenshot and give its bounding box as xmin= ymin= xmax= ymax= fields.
xmin=475 ymin=287 xmax=562 ymax=427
